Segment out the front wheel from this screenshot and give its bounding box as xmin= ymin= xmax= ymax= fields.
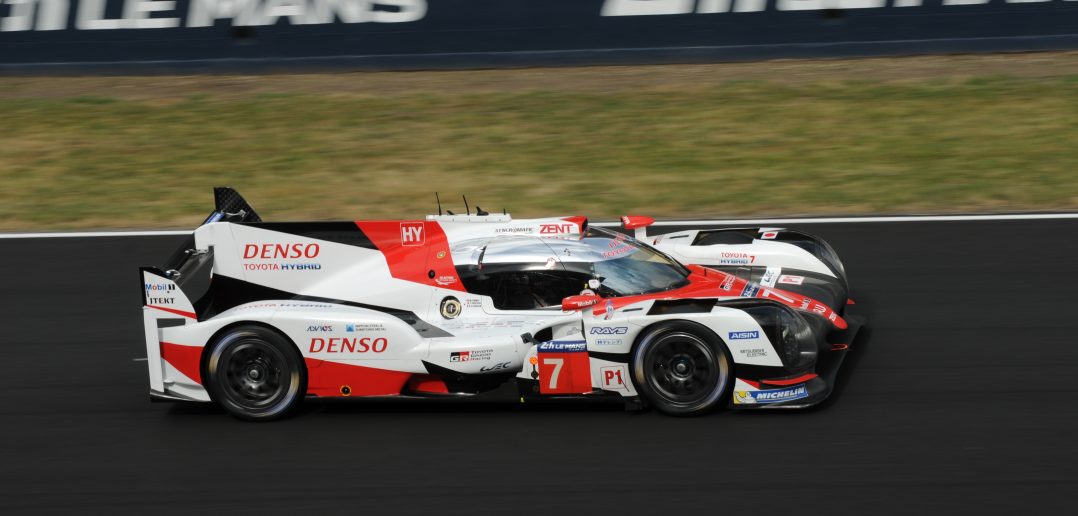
xmin=631 ymin=321 xmax=732 ymax=416
xmin=205 ymin=326 xmax=306 ymax=421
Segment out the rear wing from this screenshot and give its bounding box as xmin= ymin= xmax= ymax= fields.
xmin=143 ymin=187 xmax=258 ymax=398
xmin=142 ymin=187 xmax=256 ymax=342
xmin=203 ymin=186 xmax=262 ymax=225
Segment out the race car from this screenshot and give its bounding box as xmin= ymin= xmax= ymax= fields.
xmin=141 ymin=188 xmax=863 ymax=420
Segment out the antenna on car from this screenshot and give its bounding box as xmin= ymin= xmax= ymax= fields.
xmin=462 ymin=195 xmax=470 ymax=216
xmin=476 ymin=206 xmax=489 ymax=216
xmin=435 ymin=192 xmax=443 ymax=216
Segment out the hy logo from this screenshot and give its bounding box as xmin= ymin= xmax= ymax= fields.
xmin=401 ymin=222 xmax=425 ymax=246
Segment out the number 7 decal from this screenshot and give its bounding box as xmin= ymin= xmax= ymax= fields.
xmin=542 ymin=358 xmax=564 ymax=390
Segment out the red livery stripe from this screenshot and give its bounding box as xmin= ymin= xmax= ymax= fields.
xmin=305 ymin=358 xmax=412 ymax=397
xmin=160 ymin=342 xmax=203 ymax=385
xmin=761 ymin=373 xmax=818 ymax=387
xmin=148 ymin=305 xmax=196 ymax=319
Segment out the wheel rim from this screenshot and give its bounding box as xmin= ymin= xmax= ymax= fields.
xmin=643 ymin=331 xmax=728 ymax=406
xmin=219 ymin=340 xmax=289 ymax=409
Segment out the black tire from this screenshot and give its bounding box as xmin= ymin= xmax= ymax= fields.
xmin=205 ymin=325 xmax=306 ymax=421
xmin=630 ymin=321 xmax=732 ymax=416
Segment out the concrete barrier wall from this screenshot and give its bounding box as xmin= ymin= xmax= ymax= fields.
xmin=2 ymin=0 xmax=1077 ymax=71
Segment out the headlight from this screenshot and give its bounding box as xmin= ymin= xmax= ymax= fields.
xmin=743 ymin=304 xmax=817 ymax=371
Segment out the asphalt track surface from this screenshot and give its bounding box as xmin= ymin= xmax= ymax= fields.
xmin=1 ymin=219 xmax=1076 ymax=514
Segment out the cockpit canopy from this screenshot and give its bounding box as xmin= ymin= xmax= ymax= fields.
xmin=452 ymin=227 xmax=690 ymax=310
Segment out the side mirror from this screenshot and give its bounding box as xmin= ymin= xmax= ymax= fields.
xmin=620 ymin=215 xmax=655 ymax=240
xmin=562 ymin=294 xmax=601 ymax=312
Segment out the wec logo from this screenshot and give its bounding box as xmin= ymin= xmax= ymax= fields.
xmin=590 ymin=327 xmax=629 ymax=335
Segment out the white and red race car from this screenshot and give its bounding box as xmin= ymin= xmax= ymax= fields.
xmin=141 ymin=188 xmax=862 ymax=420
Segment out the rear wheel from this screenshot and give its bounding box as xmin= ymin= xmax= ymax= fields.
xmin=205 ymin=326 xmax=305 ymax=421
xmin=631 ymin=321 xmax=732 ymax=416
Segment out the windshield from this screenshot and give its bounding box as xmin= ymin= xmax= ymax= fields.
xmin=550 ymin=227 xmax=690 ymax=296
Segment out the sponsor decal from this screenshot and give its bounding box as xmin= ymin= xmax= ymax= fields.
xmin=601 ymin=245 xmax=634 ymax=259
xmin=728 ymin=331 xmax=760 ymax=340
xmin=812 ymin=303 xmax=827 ymax=314
xmin=594 ymin=339 xmax=623 ymax=346
xmin=440 ymin=296 xmax=462 ymax=319
xmin=733 ymin=385 xmax=809 ymax=405
xmin=762 ymin=289 xmax=795 ymax=303
xmin=719 ymin=252 xmax=756 ymax=265
xmin=739 ymin=348 xmax=767 ymax=358
xmin=539 ymin=223 xmax=575 ymax=235
xmin=0 ymin=0 xmax=428 ymax=33
xmin=306 ymin=325 xmax=333 ymax=332
xmin=538 ymin=340 xmax=587 ymax=353
xmin=480 ymin=362 xmax=512 ymax=372
xmin=464 ymin=298 xmax=483 ymax=308
xmin=760 ymin=231 xmax=779 ymax=240
xmin=345 ymin=323 xmax=385 ymax=332
xmin=603 ymin=300 xmax=615 ymax=320
xmin=741 ymin=283 xmax=759 ymax=297
xmin=450 ymin=349 xmax=493 ymax=362
xmin=828 ymin=312 xmax=838 ymax=322
xmin=778 ymin=275 xmax=805 ymax=285
xmin=278 ymin=303 xmax=332 ymax=309
xmin=760 ymin=266 xmax=781 ymax=287
xmin=309 ymin=337 xmax=387 ymax=353
xmin=450 ymin=351 xmax=470 ymax=362
xmin=241 ymin=243 xmax=321 ymax=271
xmin=435 ymin=275 xmax=458 ymax=286
xmin=495 ymin=227 xmax=534 ymax=234
xmin=600 ymin=365 xmax=629 ymax=391
xmin=144 ymin=282 xmax=179 ymax=304
xmin=243 ymin=243 xmax=319 ymax=259
xmin=799 ymin=298 xmax=811 ymax=309
xmin=720 ymin=274 xmax=736 ymax=292
xmin=590 ymin=326 xmax=629 ymax=335
xmin=400 ymin=222 xmax=424 ymax=246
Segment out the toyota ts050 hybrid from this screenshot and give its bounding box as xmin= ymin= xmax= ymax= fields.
xmin=140 ymin=188 xmax=863 ymax=420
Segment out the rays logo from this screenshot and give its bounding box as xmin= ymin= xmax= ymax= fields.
xmin=590 ymin=327 xmax=628 ymax=335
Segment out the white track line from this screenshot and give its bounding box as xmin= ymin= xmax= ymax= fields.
xmin=0 ymin=229 xmax=189 ymax=239
xmin=1 ymin=213 xmax=1075 ymax=239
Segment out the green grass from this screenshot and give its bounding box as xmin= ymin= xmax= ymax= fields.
xmin=1 ymin=76 xmax=1076 ymax=230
